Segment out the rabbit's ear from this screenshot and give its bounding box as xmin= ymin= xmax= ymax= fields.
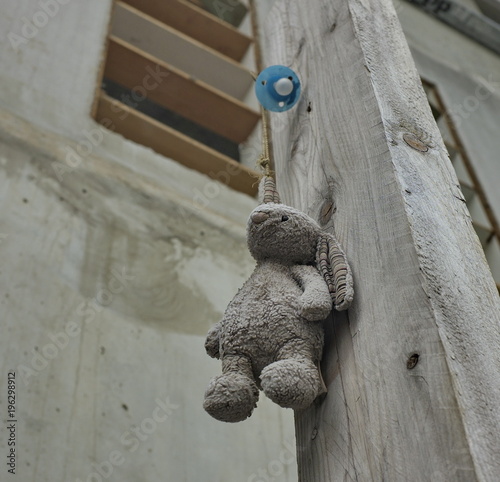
xmin=259 ymin=176 xmax=281 ymax=204
xmin=317 ymin=233 xmax=354 ymax=311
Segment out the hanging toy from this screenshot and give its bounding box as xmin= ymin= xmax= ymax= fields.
xmin=254 ymin=65 xmax=301 ymax=112
xmin=202 ymin=66 xmax=354 ymax=423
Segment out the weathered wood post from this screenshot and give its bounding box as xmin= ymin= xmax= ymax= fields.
xmin=258 ymin=0 xmax=500 ymax=480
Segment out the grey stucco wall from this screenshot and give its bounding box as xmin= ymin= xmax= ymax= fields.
xmin=0 ymin=1 xmax=297 ymax=481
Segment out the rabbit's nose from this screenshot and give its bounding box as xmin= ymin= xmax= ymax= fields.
xmin=251 ymin=212 xmax=269 ymax=224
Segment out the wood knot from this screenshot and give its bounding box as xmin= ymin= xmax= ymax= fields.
xmin=319 ymin=200 xmax=335 ymax=226
xmin=407 ymin=353 xmax=420 ymax=370
xmin=403 ymin=133 xmax=429 ymax=152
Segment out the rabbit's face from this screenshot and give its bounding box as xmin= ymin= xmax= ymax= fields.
xmin=247 ymin=204 xmax=320 ymax=264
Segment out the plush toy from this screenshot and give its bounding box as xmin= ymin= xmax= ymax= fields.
xmin=203 ymin=177 xmax=354 ymax=422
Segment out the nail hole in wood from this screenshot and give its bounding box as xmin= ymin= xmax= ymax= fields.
xmin=407 ymin=353 xmax=419 ymax=370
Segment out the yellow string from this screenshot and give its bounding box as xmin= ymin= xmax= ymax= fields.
xmin=256 ymin=106 xmax=273 ymax=178
xmin=250 ymin=70 xmax=273 ymax=179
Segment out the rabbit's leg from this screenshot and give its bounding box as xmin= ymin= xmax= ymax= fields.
xmin=203 ymin=355 xmax=259 ymax=423
xmin=260 ymin=354 xmax=322 ymax=410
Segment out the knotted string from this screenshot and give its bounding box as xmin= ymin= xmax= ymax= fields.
xmin=255 ymin=104 xmax=281 ymax=204
xmin=256 ymin=106 xmax=272 ymax=176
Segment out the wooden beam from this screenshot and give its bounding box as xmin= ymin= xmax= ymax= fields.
xmin=260 ymin=0 xmax=500 ymax=480
xmin=104 ymin=36 xmax=259 ymax=144
xmin=95 ymin=93 xmax=258 ymax=196
xmin=112 ymin=2 xmax=254 ymax=100
xmin=121 ymin=0 xmax=252 ymax=61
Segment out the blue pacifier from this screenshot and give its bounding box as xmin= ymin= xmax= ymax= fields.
xmin=255 ymin=65 xmax=301 ymax=112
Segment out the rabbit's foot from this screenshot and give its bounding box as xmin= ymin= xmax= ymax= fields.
xmin=203 ymin=373 xmax=259 ymax=423
xmin=260 ymin=359 xmax=321 ymax=410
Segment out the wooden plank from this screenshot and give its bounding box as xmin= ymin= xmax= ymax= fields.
xmin=121 ymin=0 xmax=252 ymax=61
xmin=104 ymin=36 xmax=259 ymax=144
xmin=95 ymin=93 xmax=258 ymax=196
xmin=113 ymin=2 xmax=253 ymax=100
xmin=260 ymin=0 xmax=500 ymax=480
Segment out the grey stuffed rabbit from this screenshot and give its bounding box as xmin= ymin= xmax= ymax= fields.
xmin=204 ymin=177 xmax=353 ymax=423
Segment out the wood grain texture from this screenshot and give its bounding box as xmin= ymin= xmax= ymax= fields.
xmin=104 ymin=36 xmax=259 ymax=143
xmin=260 ymin=0 xmax=500 ymax=480
xmin=112 ymin=2 xmax=253 ymax=100
xmin=121 ymin=0 xmax=252 ymax=61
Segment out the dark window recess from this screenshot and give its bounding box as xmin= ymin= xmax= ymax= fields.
xmin=102 ymin=78 xmax=240 ymax=162
xmin=189 ymin=0 xmax=248 ymax=27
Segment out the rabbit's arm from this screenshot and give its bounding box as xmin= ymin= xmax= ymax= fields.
xmin=205 ymin=322 xmax=221 ymax=359
xmin=291 ymin=265 xmax=332 ymax=321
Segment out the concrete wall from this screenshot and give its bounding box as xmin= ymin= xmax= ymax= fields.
xmin=0 ymin=1 xmax=297 ymax=481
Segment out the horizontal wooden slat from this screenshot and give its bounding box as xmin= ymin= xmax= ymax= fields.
xmin=113 ymin=2 xmax=253 ymax=100
xmin=121 ymin=0 xmax=252 ymax=61
xmin=104 ymin=36 xmax=259 ymax=144
xmin=95 ymin=93 xmax=258 ymax=196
